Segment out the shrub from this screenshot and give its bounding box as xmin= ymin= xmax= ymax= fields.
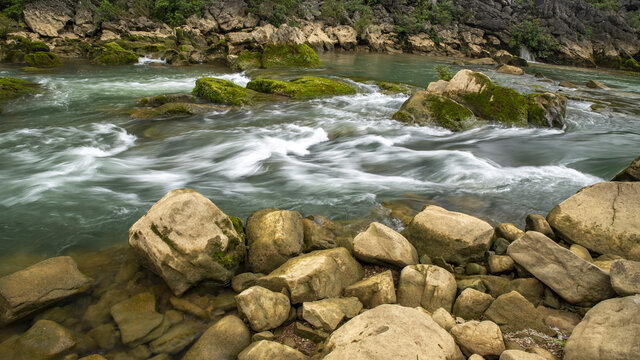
xmin=627 ymin=10 xmax=640 ymax=28
xmin=95 ymin=0 xmax=124 ymax=21
xmin=435 ymin=65 xmax=453 ymax=81
xmin=583 ymin=0 xmax=619 ymax=11
xmin=394 ymin=0 xmax=459 ymax=36
xmin=321 ymin=0 xmax=347 ymax=25
xmin=509 ymin=18 xmax=556 ymax=59
xmin=0 ymin=0 xmax=34 ymax=20
xmin=153 ymin=0 xmax=208 ymax=27
xmin=247 ymin=0 xmax=303 ymax=27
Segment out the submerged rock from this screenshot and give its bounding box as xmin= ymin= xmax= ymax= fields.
xmin=0 ymin=76 xmax=40 ymax=99
xmin=110 ymin=292 xmax=164 ymax=346
xmin=182 ymin=315 xmax=251 ymax=360
xmin=90 ymin=42 xmax=138 ymax=65
xmin=130 ymin=102 xmax=224 ymax=119
xmin=137 ymin=94 xmax=195 ymax=107
xmin=0 ymin=319 xmax=77 ymax=360
xmin=128 ymin=189 xmax=245 ymax=296
xmin=246 ymin=76 xmax=356 ymax=99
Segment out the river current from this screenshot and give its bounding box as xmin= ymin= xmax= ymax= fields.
xmin=1 ymin=53 xmax=639 ymax=262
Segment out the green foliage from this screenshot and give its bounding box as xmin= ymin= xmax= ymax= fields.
xmin=0 ymin=0 xmax=34 ymax=20
xmin=153 ymin=0 xmax=207 ymax=27
xmin=394 ymin=0 xmax=459 ymax=36
xmin=435 ymin=65 xmax=453 ymax=81
xmin=92 ymin=0 xmax=210 ymax=26
xmin=246 ymin=76 xmax=356 ymax=98
xmin=320 ymin=0 xmax=346 ymax=25
xmin=261 ymin=43 xmax=322 ymax=68
xmin=582 ymin=0 xmax=619 ymax=11
xmin=0 ymin=13 xmax=17 ymax=38
xmin=509 ymin=18 xmax=556 ymax=59
xmin=95 ymin=0 xmax=124 ymax=21
xmin=247 ymin=0 xmax=302 ymax=27
xmin=193 ymin=77 xmax=255 ymax=105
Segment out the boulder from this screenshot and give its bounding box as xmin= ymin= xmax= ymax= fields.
xmin=527 ymin=92 xmax=567 ymax=129
xmin=452 ymin=288 xmax=494 ymax=320
xmin=87 ymin=323 xmax=119 ymax=350
xmin=483 ymin=291 xmax=554 ymax=336
xmin=209 ymin=0 xmax=259 ymax=32
xmin=246 ymin=77 xmax=355 ymax=99
xmin=0 ymin=320 xmax=76 ymax=360
xmin=487 ymin=255 xmax=515 ymax=274
xmin=110 ymin=292 xmax=164 ymax=346
xmin=432 ymin=307 xmax=456 ymax=331
xmin=0 ymin=77 xmax=40 ymax=99
xmin=148 ymin=322 xmax=202 ymax=354
xmin=524 ymin=214 xmax=555 ymax=239
xmin=82 ymin=289 xmax=128 ymax=329
xmin=497 ymin=64 xmax=524 ymax=75
xmin=128 ymin=189 xmax=245 ymax=296
xmin=327 ymin=25 xmax=357 ymax=50
xmin=231 ymin=272 xmax=264 ymax=293
xmin=251 ymin=24 xmax=277 ymax=45
xmin=391 ymin=91 xmax=478 ymax=132
xmin=138 ymin=94 xmax=195 ymax=107
xmin=500 ymin=350 xmax=547 ymax=360
xmin=305 ymin=25 xmax=334 ymax=51
xmin=558 ymin=81 xmax=577 ymax=88
xmin=23 ymin=1 xmax=73 ymax=37
xmin=236 ymin=286 xmax=290 ymax=332
xmin=130 ymin=102 xmax=224 ymax=120
xmin=507 ymin=231 xmax=615 ymax=306
xmin=397 ymin=264 xmax=457 ymax=313
xmin=352 ymin=222 xmax=418 ymax=268
xmin=564 ymin=295 xmax=640 ymax=360
xmin=536 ymin=305 xmax=582 ymax=334
xmin=547 ymin=182 xmax=640 ymax=260
xmin=261 ymin=44 xmax=322 ymax=68
xmin=569 ymin=244 xmax=592 ymax=262
xmin=256 ymin=248 xmax=363 ymax=304
xmin=169 ymin=297 xmax=208 ymax=319
xmin=245 ymin=208 xmax=304 ymax=274
xmin=0 ymin=256 xmax=92 ymax=325
xmin=302 ymin=215 xmax=340 ymax=251
xmin=343 ymin=270 xmax=396 ymax=308
xmin=495 ymin=223 xmax=525 ymax=242
xmin=450 ymin=320 xmax=505 ymax=357
xmin=401 ymin=205 xmax=494 ymax=265
xmin=610 ymin=259 xmax=640 ymax=296
xmin=302 ymin=297 xmax=362 ymax=331
xmin=193 ymin=77 xmax=257 ymax=106
xmin=612 ymin=155 xmax=640 ymax=182
xmin=586 ymin=80 xmax=609 ymax=89
xmin=320 ymin=304 xmax=464 ymax=360
xmin=469 ymin=58 xmax=497 ymax=65
xmin=89 ymin=42 xmax=138 ymax=65
xmin=238 ymin=340 xmax=309 ymax=360
xmin=182 ymin=315 xmax=251 ymax=360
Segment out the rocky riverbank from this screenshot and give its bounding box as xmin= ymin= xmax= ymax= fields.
xmin=0 ymin=155 xmax=638 ymax=360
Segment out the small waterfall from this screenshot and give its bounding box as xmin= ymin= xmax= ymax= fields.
xmin=520 ymin=46 xmax=535 ymax=63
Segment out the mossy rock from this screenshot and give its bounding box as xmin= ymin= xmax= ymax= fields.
xmin=231 ymin=51 xmax=262 ymax=71
xmin=392 ymin=91 xmax=478 ymax=131
xmin=138 ymin=93 xmax=195 ymax=107
xmin=130 ymin=102 xmax=225 ymax=120
xmin=24 ymin=51 xmax=61 ymax=67
xmin=246 ymin=76 xmax=356 ymax=99
xmin=193 ymin=77 xmax=257 ymax=106
xmin=261 ymin=44 xmax=322 ymax=68
xmin=90 ymin=42 xmax=138 ymax=65
xmin=28 ymin=41 xmax=50 ymax=53
xmin=0 ymin=77 xmax=40 ymax=99
xmin=376 ymin=81 xmax=419 ymax=95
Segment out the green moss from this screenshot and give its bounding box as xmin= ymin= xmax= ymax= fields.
xmin=247 ymin=76 xmax=356 ymax=98
xmin=261 ymin=44 xmax=322 ymax=68
xmin=143 ymin=44 xmax=166 ymax=52
xmin=461 ymin=81 xmax=529 ymax=126
xmin=28 ymin=41 xmax=50 ymax=52
xmin=425 ymin=94 xmax=475 ymax=131
xmin=231 ymin=51 xmax=262 ymax=71
xmin=212 ymin=251 xmax=236 ymax=269
xmin=0 ymin=77 xmax=40 ymax=98
xmin=229 ymin=216 xmax=245 ymax=242
xmin=24 ymin=51 xmax=61 ymax=67
xmin=150 ymin=223 xmax=178 ymax=251
xmin=391 ymin=110 xmax=414 ymax=123
xmin=90 ymin=42 xmax=138 ymax=65
xmin=526 ymin=100 xmax=548 ymax=127
xmin=193 ymin=77 xmax=256 ymax=106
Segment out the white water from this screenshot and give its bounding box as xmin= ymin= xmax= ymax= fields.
xmin=520 ymin=46 xmax=535 ymax=63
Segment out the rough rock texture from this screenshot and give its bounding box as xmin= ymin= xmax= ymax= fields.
xmin=397 ymin=264 xmax=457 ymax=312
xmin=612 ymin=155 xmax=640 ymax=182
xmin=547 ymin=182 xmax=640 ymax=260
xmin=0 ymin=256 xmax=92 ymax=325
xmin=497 ymin=65 xmax=524 ymax=75
xmin=353 ymin=222 xmax=418 ymax=268
xmin=487 ymin=255 xmax=515 ymax=274
xmin=321 ymin=304 xmax=464 ymax=360
xmin=343 ymin=270 xmax=396 ymax=308
xmin=256 ymin=248 xmax=363 ymax=304
xmin=483 ymin=291 xmax=554 ymax=336
xmin=110 ymin=292 xmax=164 ymax=346
xmin=238 ymin=340 xmax=308 ymax=360
xmin=564 ymin=295 xmax=640 ymax=360
xmin=182 ymin=315 xmax=251 ymax=360
xmin=500 ymin=350 xmax=546 ymax=360
xmin=450 ymin=320 xmax=505 ymax=357
xmin=23 ymin=1 xmax=74 ymax=37
xmin=402 ymin=205 xmax=494 ymax=265
xmin=302 ymin=297 xmax=362 ymax=331
xmin=432 ymin=307 xmax=456 ymax=331
xmin=0 ymin=319 xmax=76 ymax=359
xmin=392 ymin=91 xmax=477 ymax=132
xmin=610 ymin=259 xmax=640 ymax=296
xmin=246 ymin=208 xmax=304 ymax=274
xmin=508 ymin=231 xmax=615 ymax=306
xmin=525 ymin=214 xmax=555 ymax=240
xmin=269 ymin=24 xmax=305 ymax=45
xmin=495 ymin=223 xmax=525 ymax=242
xmin=452 ymin=288 xmax=494 ymax=320
xmin=236 ymin=286 xmax=290 ymax=332
xmin=231 ymin=272 xmax=264 ymax=293
xmin=128 ymin=189 xmax=245 ymax=296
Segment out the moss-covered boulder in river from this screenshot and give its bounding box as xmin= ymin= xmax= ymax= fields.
xmin=24 ymin=51 xmax=61 ymax=67
xmin=130 ymin=102 xmax=225 ymax=120
xmin=246 ymin=76 xmax=356 ymax=99
xmin=90 ymin=42 xmax=138 ymax=65
xmin=0 ymin=77 xmax=40 ymax=99
xmin=193 ymin=77 xmax=257 ymax=106
xmin=393 ymin=92 xmax=477 ymax=132
xmin=231 ymin=51 xmax=262 ymax=71
xmin=261 ymin=44 xmax=322 ymax=68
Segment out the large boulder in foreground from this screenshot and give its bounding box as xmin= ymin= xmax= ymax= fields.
xmin=507 ymin=231 xmax=615 ymax=306
xmin=397 ymin=264 xmax=457 ymax=313
xmin=353 ymin=222 xmax=418 ymax=268
xmin=320 ymin=304 xmax=464 ymax=360
xmin=564 ymin=295 xmax=640 ymax=360
xmin=547 ymin=182 xmax=640 ymax=260
xmin=612 ymin=155 xmax=640 ymax=182
xmin=256 ymin=248 xmax=363 ymax=304
xmin=128 ymin=189 xmax=245 ymax=296
xmin=246 ymin=77 xmax=355 ymax=99
xmin=0 ymin=256 xmax=92 ymax=325
xmin=183 ymin=315 xmax=251 ymax=360
xmin=401 ymin=205 xmax=494 ymax=265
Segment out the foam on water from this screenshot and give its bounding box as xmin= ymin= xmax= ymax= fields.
xmin=136 ymin=56 xmax=167 ymax=65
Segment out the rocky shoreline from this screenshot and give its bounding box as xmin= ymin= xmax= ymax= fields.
xmin=0 ymin=156 xmax=638 ymax=360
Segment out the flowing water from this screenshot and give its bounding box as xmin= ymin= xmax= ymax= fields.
xmin=1 ymin=53 xmax=639 ymax=260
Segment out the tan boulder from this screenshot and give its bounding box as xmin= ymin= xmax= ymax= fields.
xmin=238 ymin=340 xmax=308 ymax=360
xmin=236 ymin=286 xmax=290 ymax=332
xmin=397 ymin=264 xmax=457 ymax=312
xmin=269 ymin=24 xmax=305 ymax=45
xmin=0 ymin=320 xmax=76 ymax=360
xmin=327 ymin=25 xmax=357 ymax=50
xmin=452 ymin=288 xmax=494 ymax=320
xmin=302 ymin=297 xmax=362 ymax=331
xmin=182 ymin=315 xmax=251 ymax=360
xmin=343 ymin=270 xmax=396 ymax=308
xmin=353 ymin=222 xmax=418 ymax=267
xmin=497 ymin=64 xmax=524 ymax=75
xmin=23 ymin=1 xmax=73 ymax=37
xmin=483 ymin=291 xmax=554 ymax=336
xmin=610 ymin=259 xmax=640 ymax=295
xmin=450 ymin=320 xmax=506 ymax=357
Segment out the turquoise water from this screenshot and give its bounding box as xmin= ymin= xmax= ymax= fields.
xmin=1 ymin=53 xmax=639 ymax=258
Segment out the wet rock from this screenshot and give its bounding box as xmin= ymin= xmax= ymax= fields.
xmin=302 ymin=216 xmax=338 ymax=251
xmin=260 ymin=44 xmax=322 ymax=68
xmin=82 ymin=289 xmax=128 ymax=329
xmin=169 ymin=297 xmax=208 ymax=319
xmin=302 ymin=297 xmax=362 ymax=331
xmin=182 ymin=315 xmax=250 ymax=360
xmin=497 ymin=64 xmax=524 ymax=75
xmin=610 ymin=259 xmax=640 ymax=296
xmin=452 ymin=288 xmax=494 ymax=320
xmin=0 ymin=256 xmax=92 ymax=325
xmin=568 ymin=244 xmax=592 ymax=262
xmin=558 ymin=81 xmax=577 ymax=88
xmin=212 ymin=291 xmax=237 ymax=312
xmin=89 ymin=42 xmax=138 ymax=65
xmin=495 ymin=223 xmax=525 ymax=242
xmin=488 ymin=255 xmax=515 ymax=274
xmin=192 ymin=77 xmax=258 ymax=106
xmin=525 ymin=214 xmax=555 ymax=239
xmin=586 ymin=80 xmax=609 ymax=89
xmin=397 ymin=264 xmax=457 ymax=313
xmin=401 ymin=205 xmax=494 ymax=265
xmin=131 ymin=102 xmax=223 ymax=120
xmin=128 ymin=189 xmax=245 ymax=296
xmin=236 ymin=286 xmax=290 ymax=332
xmin=451 ymin=320 xmax=505 ymax=357
xmin=352 ymin=222 xmax=418 ymax=268
xmin=508 ymin=231 xmax=615 ymax=306
xmin=612 ymin=155 xmax=640 ymax=182
xmin=246 ymin=208 xmax=304 ymax=274
xmin=137 ymin=94 xmax=195 ymax=107
xmin=148 ymin=322 xmax=202 ymax=355
xmin=392 ymin=91 xmax=478 ymax=132
xmin=0 ymin=320 xmax=76 ymax=360
xmin=110 ymin=292 xmax=164 ymax=346
xmin=256 ymin=248 xmax=363 ymax=304
xmin=320 ymin=304 xmax=464 ymax=360
xmin=564 ymin=294 xmax=640 ymax=360
xmin=343 ymin=270 xmax=396 ymax=308
xmin=527 ymin=92 xmax=567 ymax=129
xmin=432 ymin=307 xmax=455 ymax=331
xmin=87 ymin=323 xmax=120 ymax=350
xmin=483 ymin=291 xmax=554 ymax=336
xmin=500 ymin=350 xmax=547 ymax=360
xmin=231 ymin=272 xmax=265 ymax=293
xmin=469 ymin=57 xmax=497 ymax=65
xmin=238 ymin=340 xmax=309 ymax=360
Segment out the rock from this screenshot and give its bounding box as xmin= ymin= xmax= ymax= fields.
xmin=401 ymin=205 xmax=494 ymax=265
xmin=465 ymin=263 xmax=487 ymax=275
xmin=527 ymin=92 xmax=567 ymax=129
xmin=302 ymin=216 xmax=339 ymax=251
xmin=238 ymin=340 xmax=309 ymax=360
xmin=79 ymin=356 xmax=108 ymax=360
xmin=226 ymin=31 xmax=255 ymax=45
xmin=453 ymin=288 xmax=494 ymax=320
xmin=24 ymin=51 xmax=61 ymax=67
xmin=256 ymin=248 xmax=363 ymax=304
xmin=492 ymin=238 xmax=510 ymax=255
xmin=183 ymin=315 xmax=250 ymax=360
xmin=89 ymin=42 xmax=138 ymax=65
xmin=507 ymin=231 xmax=615 ymax=306
xmin=536 ymin=305 xmax=581 ymax=334
xmin=610 ymin=259 xmax=640 ymax=296
xmin=483 ymin=291 xmax=554 ymax=336
xmin=209 ymin=0 xmax=259 ymax=32
xmin=305 ymin=24 xmax=334 ymax=51
xmin=82 ymin=289 xmax=128 ymax=329
xmin=212 ymin=291 xmax=237 ymax=312
xmin=0 ymin=77 xmax=40 ymax=100
xmin=327 ymin=25 xmax=357 ymax=50
xmin=231 ymin=272 xmax=265 ymax=293
xmin=0 ymin=256 xmax=92 ymax=325
xmin=500 ymin=350 xmax=546 ymax=360
xmin=343 ymin=270 xmax=396 ymax=308
xmin=558 ymin=81 xmax=577 ymax=88
xmin=245 ymin=208 xmax=304 ymax=274
xmin=352 ymin=222 xmax=418 ymax=268
xmin=432 ymin=307 xmax=455 ymax=331
xmin=392 ymin=91 xmax=478 ymax=132
xmin=487 ymin=255 xmax=515 ymax=274
xmin=408 ymin=33 xmax=437 ymax=53
xmin=246 ymin=77 xmax=355 ymax=99
xmin=252 ymin=331 xmax=274 ymax=342
xmin=495 ymin=223 xmax=525 ymax=242
xmin=130 ymin=102 xmax=224 ymax=120
xmin=148 ymin=322 xmax=202 ymax=355
xmin=397 ymin=264 xmax=457 ymax=312
xmin=137 ymin=94 xmax=195 ymax=107
xmin=193 ymin=77 xmax=257 ymax=106
xmin=564 ymin=295 xmax=640 ymax=360
xmin=251 ymin=24 xmax=277 ymax=45
xmin=612 ymin=155 xmax=640 ymax=182
xmin=269 ymin=24 xmax=305 ymax=45
xmin=524 ymin=214 xmax=555 ymax=240
xmin=451 ymin=320 xmax=505 ymax=357
xmin=236 ymin=286 xmax=290 ymax=332
xmin=569 ymin=244 xmax=592 ymax=262
xmin=261 ymin=44 xmax=321 ymax=68
xmin=469 ymin=57 xmax=497 ymax=65
xmin=294 ymin=321 xmax=329 ymax=343
xmin=0 ymin=320 xmax=76 ymax=359
xmin=110 ymin=293 xmax=164 ymax=346
xmin=586 ymin=80 xmax=609 ymax=89
xmin=302 ymin=297 xmax=362 ymax=331
xmin=320 ymin=304 xmax=464 ymax=360
xmin=128 ymin=189 xmax=245 ymax=295
xmin=87 ymin=323 xmax=120 ymax=350
xmin=23 ymin=1 xmax=73 ymax=37
xmin=497 ymin=65 xmax=524 ymax=75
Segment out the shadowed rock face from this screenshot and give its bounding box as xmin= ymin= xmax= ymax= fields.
xmin=612 ymin=155 xmax=640 ymax=182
